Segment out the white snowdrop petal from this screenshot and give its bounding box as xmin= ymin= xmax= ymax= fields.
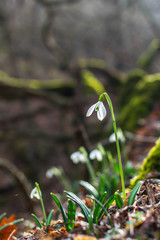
xmin=109 ymin=132 xmax=116 ymax=142
xmin=79 ymin=153 xmax=86 ymax=163
xmin=86 ymin=103 xmax=97 ymax=117
xmin=96 ymin=151 xmax=103 ymax=161
xmin=30 ymin=187 xmax=40 ymax=199
xmin=99 ymin=102 xmax=107 ymax=119
xmin=46 ymin=170 xmax=53 ymax=178
xmin=97 ymin=109 xmax=104 ymax=121
xmin=109 ymin=131 xmax=126 ymax=143
xmin=70 ymin=152 xmax=80 ymax=164
xmin=89 ymin=150 xmax=96 ymax=160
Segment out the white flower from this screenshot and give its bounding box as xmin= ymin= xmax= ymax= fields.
xmin=109 ymin=130 xmax=125 ymax=143
xmin=70 ymin=151 xmax=86 ymax=164
xmin=89 ymin=149 xmax=103 ymax=161
xmin=86 ymin=101 xmax=107 ymax=121
xmin=30 ymin=187 xmax=40 ymax=200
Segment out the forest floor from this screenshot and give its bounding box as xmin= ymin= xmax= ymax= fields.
xmin=1 ymin=104 xmax=160 ymax=240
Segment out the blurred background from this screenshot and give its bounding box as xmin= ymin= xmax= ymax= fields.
xmin=0 ymin=0 xmax=160 ymax=219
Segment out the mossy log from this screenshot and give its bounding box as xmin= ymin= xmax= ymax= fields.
xmin=118 ymin=70 xmax=160 ymax=131
xmin=0 ymin=58 xmax=122 ymax=101
xmin=130 ymin=138 xmax=160 ymax=187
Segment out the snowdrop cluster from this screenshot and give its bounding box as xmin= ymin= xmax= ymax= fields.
xmin=71 ymin=149 xmax=103 ymax=164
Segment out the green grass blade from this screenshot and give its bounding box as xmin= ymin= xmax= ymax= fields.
xmin=114 ymin=192 xmax=124 ymax=209
xmin=65 ymin=191 xmax=90 ymax=222
xmin=50 ymin=193 xmax=68 ymax=225
xmin=80 ymin=180 xmax=99 ymax=198
xmin=67 ymin=199 xmax=76 ymax=231
xmin=31 ymin=214 xmax=42 ymax=229
xmin=99 ymin=195 xmax=115 ymax=221
xmin=127 ymin=182 xmax=142 ymax=206
xmin=93 ymin=192 xmax=107 ymax=224
xmin=46 ymin=210 xmax=54 ymax=227
xmin=0 ymin=218 xmax=24 ymax=231
xmin=0 ymin=213 xmax=6 ymax=221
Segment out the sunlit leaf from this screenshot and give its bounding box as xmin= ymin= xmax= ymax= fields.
xmin=99 ymin=195 xmax=115 ymax=220
xmin=114 ymin=192 xmax=124 ymax=209
xmin=87 ymin=194 xmax=111 ymax=225
xmin=31 ymin=214 xmax=42 ymax=229
xmin=93 ymin=192 xmax=107 ymax=224
xmin=65 ymin=191 xmax=90 ymax=222
xmin=50 ymin=193 xmax=68 ymax=225
xmin=46 ymin=210 xmax=54 ymax=227
xmin=80 ymin=180 xmax=99 ymax=198
xmin=67 ymin=199 xmax=76 ymax=231
xmin=127 ymin=182 xmax=142 ymax=206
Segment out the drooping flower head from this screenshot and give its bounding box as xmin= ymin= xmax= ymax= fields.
xmin=30 ymin=187 xmax=41 ymax=200
xmin=46 ymin=167 xmax=62 ymax=178
xmin=109 ymin=128 xmax=126 ymax=143
xmin=89 ymin=149 xmax=103 ymax=161
xmin=70 ymin=151 xmax=87 ymax=164
xmin=86 ymin=101 xmax=106 ymax=121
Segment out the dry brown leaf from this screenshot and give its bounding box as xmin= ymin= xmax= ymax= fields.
xmin=0 ymin=215 xmax=17 ymax=240
xmin=73 ymin=234 xmax=97 ymax=240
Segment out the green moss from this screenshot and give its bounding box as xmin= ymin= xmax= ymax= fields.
xmin=130 ymin=138 xmax=160 ymax=187
xmin=118 ymin=95 xmax=151 ymax=130
xmin=118 ymin=71 xmax=160 ymax=131
xmin=118 ymin=69 xmax=146 ymax=108
xmin=82 ymin=70 xmax=105 ymax=95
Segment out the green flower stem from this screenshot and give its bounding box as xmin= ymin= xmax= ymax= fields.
xmin=86 ymin=159 xmax=96 ymax=183
xmin=121 ymin=141 xmax=127 ymax=165
xmin=35 ymin=182 xmax=47 ymax=223
xmin=80 ymin=147 xmax=96 ymax=183
xmin=100 ymin=93 xmax=126 ymax=200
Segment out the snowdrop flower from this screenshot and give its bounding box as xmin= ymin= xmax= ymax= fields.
xmin=109 ymin=130 xmax=125 ymax=143
xmin=70 ymin=151 xmax=87 ymax=164
xmin=86 ymin=101 xmax=107 ymax=121
xmin=30 ymin=187 xmax=41 ymax=200
xmin=46 ymin=167 xmax=62 ymax=178
xmin=89 ymin=149 xmax=103 ymax=161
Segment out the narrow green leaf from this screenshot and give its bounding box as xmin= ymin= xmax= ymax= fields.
xmin=127 ymin=182 xmax=142 ymax=206
xmin=50 ymin=193 xmax=68 ymax=225
xmin=88 ymin=214 xmax=93 ymax=231
xmin=0 ymin=218 xmax=24 ymax=231
xmin=114 ymin=192 xmax=124 ymax=209
xmin=46 ymin=210 xmax=54 ymax=227
xmin=31 ymin=214 xmax=42 ymax=229
xmin=99 ymin=195 xmax=115 ymax=221
xmin=93 ymin=192 xmax=107 ymax=224
xmin=87 ymin=195 xmax=111 ymax=225
xmin=80 ymin=180 xmax=99 ymax=199
xmin=0 ymin=213 xmax=6 ymax=221
xmin=65 ymin=191 xmax=90 ymax=222
xmin=67 ymin=199 xmax=76 ymax=231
